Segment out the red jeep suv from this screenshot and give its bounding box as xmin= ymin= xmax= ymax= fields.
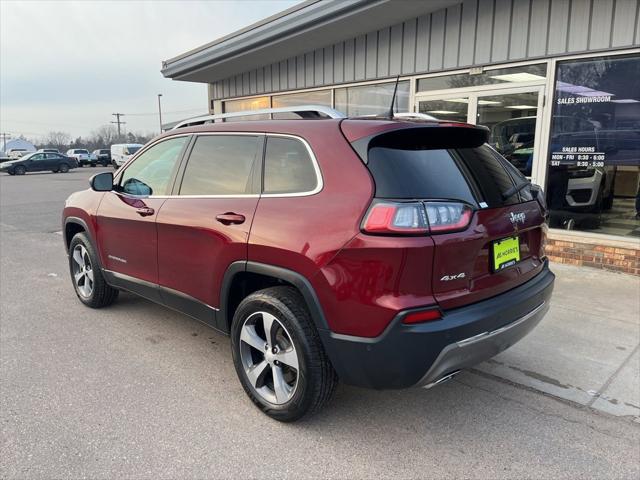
xmin=63 ymin=114 xmax=554 ymax=421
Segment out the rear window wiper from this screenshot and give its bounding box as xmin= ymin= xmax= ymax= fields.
xmin=502 ymin=179 xmax=531 ymax=200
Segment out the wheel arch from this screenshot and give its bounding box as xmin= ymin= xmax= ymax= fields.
xmin=219 ymin=261 xmax=329 ymax=335
xmin=63 ymin=217 xmax=101 ymax=267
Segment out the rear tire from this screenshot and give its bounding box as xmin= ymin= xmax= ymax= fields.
xmin=59 ymin=163 xmax=69 ymax=173
xmin=69 ymin=232 xmax=119 ymax=308
xmin=231 ymin=286 xmax=337 ymax=422
xmin=14 ymin=165 xmax=26 ymax=175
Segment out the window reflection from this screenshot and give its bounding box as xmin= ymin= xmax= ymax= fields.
xmin=335 ymin=81 xmax=409 ymax=116
xmin=417 ymin=64 xmax=546 ymax=92
xmin=546 ymin=54 xmax=640 ymax=235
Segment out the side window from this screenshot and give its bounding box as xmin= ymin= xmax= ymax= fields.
xmin=179 ymin=135 xmax=261 ymax=195
xmin=263 ymin=136 xmax=318 ymax=194
xmin=119 ymin=137 xmax=187 ymax=196
xmin=31 ymin=154 xmax=45 ymax=161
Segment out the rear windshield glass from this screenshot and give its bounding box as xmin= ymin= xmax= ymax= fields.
xmin=367 ymin=143 xmax=521 ymax=207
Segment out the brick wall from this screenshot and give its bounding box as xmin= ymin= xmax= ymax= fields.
xmin=545 ymin=233 xmax=640 ymax=276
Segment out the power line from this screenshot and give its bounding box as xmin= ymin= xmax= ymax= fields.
xmin=111 ymin=113 xmax=126 ymax=137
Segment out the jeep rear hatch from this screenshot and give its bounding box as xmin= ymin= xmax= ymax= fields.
xmin=345 ymin=123 xmax=547 ymax=310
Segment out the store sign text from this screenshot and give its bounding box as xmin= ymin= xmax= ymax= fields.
xmin=557 ymin=96 xmax=612 ymax=105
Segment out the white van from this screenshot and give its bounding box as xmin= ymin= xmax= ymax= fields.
xmin=110 ymin=143 xmax=143 ymax=168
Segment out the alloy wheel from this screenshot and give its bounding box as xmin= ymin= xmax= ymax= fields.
xmin=239 ymin=311 xmax=299 ymax=404
xmin=71 ymin=244 xmax=94 ymax=298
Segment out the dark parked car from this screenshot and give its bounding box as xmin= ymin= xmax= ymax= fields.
xmin=62 ymin=113 xmax=554 ymax=421
xmin=1 ymin=151 xmax=78 ymax=175
xmin=91 ymin=149 xmax=111 ymax=167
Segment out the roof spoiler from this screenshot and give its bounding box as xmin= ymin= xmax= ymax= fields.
xmin=350 ymin=124 xmax=490 ymax=164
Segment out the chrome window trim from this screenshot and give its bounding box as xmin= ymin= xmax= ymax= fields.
xmin=262 ymin=133 xmax=323 ymax=198
xmin=114 ymin=133 xmax=193 ymax=186
xmin=145 ymin=132 xmax=322 ymax=199
xmin=114 ymin=131 xmax=323 ymax=200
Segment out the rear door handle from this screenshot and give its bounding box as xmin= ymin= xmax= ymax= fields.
xmin=216 ymin=212 xmax=245 ymax=225
xmin=136 ymin=207 xmax=155 ymax=217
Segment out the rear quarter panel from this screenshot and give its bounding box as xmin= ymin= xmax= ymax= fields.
xmin=248 ymin=125 xmax=375 ymax=323
xmin=318 ymin=234 xmax=437 ymax=337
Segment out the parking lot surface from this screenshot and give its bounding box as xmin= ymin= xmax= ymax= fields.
xmin=1 ymin=168 xmax=639 ymax=479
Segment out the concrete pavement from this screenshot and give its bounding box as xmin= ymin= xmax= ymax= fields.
xmin=1 ymin=168 xmax=639 ymax=478
xmin=477 ymin=262 xmax=640 ymax=419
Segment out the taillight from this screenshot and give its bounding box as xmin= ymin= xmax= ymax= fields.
xmin=362 ymin=201 xmax=429 ymax=234
xmin=424 ymin=202 xmax=473 ymax=233
xmin=362 ymin=200 xmax=473 ymax=235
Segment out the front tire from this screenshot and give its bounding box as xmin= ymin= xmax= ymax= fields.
xmin=14 ymin=165 xmax=26 ymax=175
xmin=231 ymin=286 xmax=337 ymax=422
xmin=69 ymin=232 xmax=119 ymax=308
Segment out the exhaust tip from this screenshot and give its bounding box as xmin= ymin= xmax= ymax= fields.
xmin=422 ymin=370 xmax=460 ymax=389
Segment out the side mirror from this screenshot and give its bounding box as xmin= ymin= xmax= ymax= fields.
xmin=90 ymin=172 xmax=113 ymax=192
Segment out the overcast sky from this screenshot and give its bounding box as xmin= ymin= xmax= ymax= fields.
xmin=0 ymin=0 xmax=300 ymax=141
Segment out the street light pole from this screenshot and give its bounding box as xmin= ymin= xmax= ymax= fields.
xmin=157 ymin=94 xmax=163 ymax=134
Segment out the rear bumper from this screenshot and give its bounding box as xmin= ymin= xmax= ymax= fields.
xmin=319 ymin=261 xmax=554 ymax=389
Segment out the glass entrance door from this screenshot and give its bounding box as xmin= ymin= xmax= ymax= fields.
xmin=415 ymin=86 xmax=545 ymax=180
xmin=476 ymin=88 xmax=544 ymax=178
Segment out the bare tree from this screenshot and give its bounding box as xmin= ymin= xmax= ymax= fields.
xmin=44 ymin=131 xmax=71 ymax=151
xmin=91 ymin=125 xmax=119 ymax=147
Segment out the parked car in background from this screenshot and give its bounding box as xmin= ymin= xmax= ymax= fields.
xmin=90 ymin=149 xmax=111 ymax=167
xmin=1 ymin=152 xmax=77 ymax=175
xmin=63 ymin=113 xmax=554 ymax=421
xmin=37 ymin=148 xmax=61 ymax=154
xmin=110 ymin=143 xmax=143 ymax=168
xmin=7 ymin=148 xmax=28 ymax=159
xmin=66 ymin=149 xmax=92 ymax=166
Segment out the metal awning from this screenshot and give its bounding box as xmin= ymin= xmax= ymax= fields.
xmin=161 ymin=0 xmax=459 ymax=83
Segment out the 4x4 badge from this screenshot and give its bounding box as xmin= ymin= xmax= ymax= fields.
xmin=440 ymin=272 xmax=466 ymax=281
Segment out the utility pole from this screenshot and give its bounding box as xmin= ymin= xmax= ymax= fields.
xmin=0 ymin=132 xmax=10 ymax=153
xmin=111 ymin=113 xmax=126 ymax=138
xmin=157 ymin=94 xmax=163 ymax=135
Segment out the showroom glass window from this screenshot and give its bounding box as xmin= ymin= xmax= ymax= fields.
xmin=335 ymin=81 xmax=409 ymax=116
xmin=224 ymin=96 xmax=270 ymax=122
xmin=546 ymin=54 xmax=640 ymax=237
xmin=272 ymin=90 xmax=332 ymax=119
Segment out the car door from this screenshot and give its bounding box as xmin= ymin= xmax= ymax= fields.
xmin=96 ymin=135 xmax=190 ymax=301
xmin=156 ymin=133 xmax=263 ymax=329
xmin=45 ymin=153 xmax=60 ymax=169
xmin=26 ymin=153 xmax=47 ymax=171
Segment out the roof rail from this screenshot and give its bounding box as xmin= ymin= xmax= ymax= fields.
xmin=172 ymin=105 xmax=346 ymax=129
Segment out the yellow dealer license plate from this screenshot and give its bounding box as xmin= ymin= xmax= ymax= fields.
xmin=492 ymin=237 xmax=521 ymax=271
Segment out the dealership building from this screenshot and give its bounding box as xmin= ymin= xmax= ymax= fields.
xmin=163 ymin=0 xmax=640 ymax=274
